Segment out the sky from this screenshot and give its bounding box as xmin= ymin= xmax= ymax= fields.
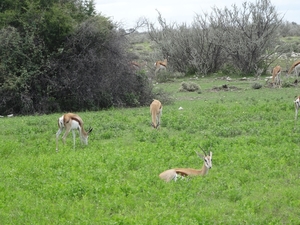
xmin=95 ymin=0 xmax=300 ymax=30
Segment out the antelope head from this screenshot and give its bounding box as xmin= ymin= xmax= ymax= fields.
xmin=81 ymin=127 xmax=93 ymax=145
xmin=196 ymin=145 xmax=213 ymax=169
xmin=87 ymin=127 xmax=93 ymax=134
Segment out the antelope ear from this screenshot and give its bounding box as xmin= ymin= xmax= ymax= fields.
xmin=210 ymin=151 xmax=213 ymax=159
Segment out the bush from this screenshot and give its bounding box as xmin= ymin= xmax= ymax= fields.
xmin=155 ymin=70 xmax=170 ymax=83
xmin=252 ymin=83 xmax=262 ymax=89
xmin=152 ymin=87 xmax=174 ymax=105
xmin=0 ymin=5 xmax=154 ymax=114
xmin=148 ymin=0 xmax=282 ymax=75
xmin=179 ymin=81 xmax=200 ymax=92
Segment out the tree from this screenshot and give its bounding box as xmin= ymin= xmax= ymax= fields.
xmin=0 ymin=0 xmax=153 ymax=114
xmin=207 ymin=0 xmax=283 ymax=74
xmin=147 ymin=0 xmax=282 ymax=75
xmin=48 ymin=16 xmax=153 ymax=111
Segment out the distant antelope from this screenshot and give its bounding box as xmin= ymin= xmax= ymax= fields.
xmin=272 ymin=65 xmax=281 ymax=87
xmin=130 ymin=61 xmax=140 ymax=70
xmin=159 ymin=147 xmax=212 ymax=182
xmin=150 ymin=99 xmax=162 ymax=129
xmin=154 ymin=58 xmax=168 ymax=76
xmin=56 ymin=113 xmax=93 ymax=151
xmin=288 ymin=60 xmax=300 ymax=77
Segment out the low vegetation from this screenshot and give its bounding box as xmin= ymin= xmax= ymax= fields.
xmin=1 ymin=76 xmax=300 ymax=224
xmin=1 ymin=0 xmax=300 ymax=224
xmin=179 ymin=81 xmax=200 ymax=92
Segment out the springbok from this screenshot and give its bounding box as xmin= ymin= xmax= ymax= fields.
xmin=294 ymin=96 xmax=300 ymax=120
xmin=56 ymin=113 xmax=93 ymax=151
xmin=159 ymin=147 xmax=212 ymax=182
xmin=150 ymin=99 xmax=162 ymax=129
xmin=154 ymin=58 xmax=168 ymax=76
xmin=130 ymin=61 xmax=140 ymax=70
xmin=288 ymin=60 xmax=300 ymax=77
xmin=272 ymin=65 xmax=281 ymax=87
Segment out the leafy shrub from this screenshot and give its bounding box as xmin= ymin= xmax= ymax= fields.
xmin=155 ymin=70 xmax=170 ymax=83
xmin=179 ymin=81 xmax=200 ymax=92
xmin=0 ymin=6 xmax=154 ymax=114
xmin=281 ymin=80 xmax=296 ymax=88
xmin=152 ymin=87 xmax=174 ymax=105
xmin=252 ymin=83 xmax=262 ymax=89
xmin=170 ymin=72 xmax=185 ymax=79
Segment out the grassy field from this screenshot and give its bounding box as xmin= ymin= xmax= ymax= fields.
xmin=281 ymin=36 xmax=300 ymax=45
xmin=1 ymin=76 xmax=300 ymax=224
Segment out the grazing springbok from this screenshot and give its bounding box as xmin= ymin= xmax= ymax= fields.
xmin=272 ymin=65 xmax=281 ymax=87
xmin=154 ymin=58 xmax=168 ymax=76
xmin=159 ymin=147 xmax=212 ymax=182
xmin=288 ymin=60 xmax=300 ymax=77
xmin=56 ymin=113 xmax=93 ymax=151
xmin=150 ymin=99 xmax=162 ymax=129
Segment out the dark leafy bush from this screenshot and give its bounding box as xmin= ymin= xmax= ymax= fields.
xmin=252 ymin=83 xmax=262 ymax=89
xmin=0 ymin=3 xmax=155 ymax=114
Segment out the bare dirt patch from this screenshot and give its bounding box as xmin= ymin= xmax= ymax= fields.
xmin=210 ymin=84 xmax=242 ymax=92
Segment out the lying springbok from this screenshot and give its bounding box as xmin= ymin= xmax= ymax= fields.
xmin=159 ymin=147 xmax=212 ymax=182
xmin=56 ymin=113 xmax=93 ymax=151
xmin=150 ymin=99 xmax=162 ymax=129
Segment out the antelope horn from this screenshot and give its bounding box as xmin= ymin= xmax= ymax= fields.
xmin=199 ymin=145 xmax=208 ymax=156
xmin=87 ymin=127 xmax=93 ymax=133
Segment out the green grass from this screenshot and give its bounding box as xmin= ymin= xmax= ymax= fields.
xmin=281 ymin=36 xmax=300 ymax=44
xmin=1 ymin=77 xmax=300 ymax=224
xmin=130 ymin=41 xmax=153 ymax=57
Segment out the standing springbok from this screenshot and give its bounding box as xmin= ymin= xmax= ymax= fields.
xmin=159 ymin=147 xmax=212 ymax=182
xmin=272 ymin=65 xmax=281 ymax=87
xmin=150 ymin=99 xmax=162 ymax=129
xmin=56 ymin=113 xmax=93 ymax=151
xmin=294 ymin=96 xmax=300 ymax=120
xmin=288 ymin=60 xmax=300 ymax=77
xmin=154 ymin=58 xmax=168 ymax=76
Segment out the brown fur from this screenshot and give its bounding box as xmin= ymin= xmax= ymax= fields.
xmin=130 ymin=61 xmax=140 ymax=70
xmin=150 ymin=99 xmax=162 ymax=129
xmin=56 ymin=113 xmax=92 ymax=151
xmin=154 ymin=59 xmax=168 ymax=76
xmin=159 ymin=151 xmax=212 ymax=182
xmin=272 ymin=65 xmax=281 ymax=87
xmin=159 ymin=167 xmax=209 ymax=182
xmin=288 ymin=60 xmax=300 ymax=75
xmin=62 ymin=113 xmax=88 ymax=135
